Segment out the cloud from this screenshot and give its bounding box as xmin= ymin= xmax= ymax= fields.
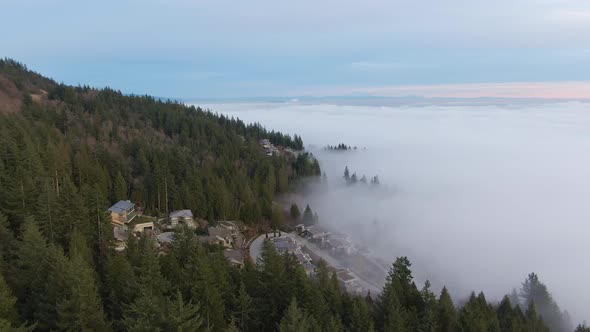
xmin=301 ymin=82 xmax=590 ymax=100
xmin=208 ymin=99 xmax=590 ymax=324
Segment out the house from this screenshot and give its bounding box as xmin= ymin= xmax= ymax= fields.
xmin=108 ymin=200 xmax=137 ymax=226
xmin=218 ymin=220 xmax=239 ymax=236
xmin=157 ymin=232 xmax=175 ymax=245
xmin=295 ymin=224 xmax=307 ymax=233
xmin=169 ymin=210 xmax=195 ymax=228
xmin=326 ymin=233 xmax=356 ymax=255
xmin=208 ymin=226 xmax=235 ymax=248
xmin=223 ymin=249 xmax=245 ymax=268
xmin=113 ymin=226 xmax=129 ymax=251
xmin=336 ymin=269 xmax=363 ymax=294
xmin=303 ymin=225 xmax=331 ymax=242
xmin=295 ymin=251 xmax=312 ymax=265
xmin=271 ymin=237 xmax=299 ymax=254
xmin=133 ymin=221 xmax=154 ymax=233
xmin=198 ymin=235 xmax=232 ymax=248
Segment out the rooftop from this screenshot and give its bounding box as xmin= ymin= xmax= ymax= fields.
xmin=337 ymin=270 xmax=357 ymax=283
xmin=108 ymin=200 xmax=135 ymax=214
xmin=170 ymin=209 xmax=193 ymax=218
xmin=157 ymin=232 xmax=175 ymax=244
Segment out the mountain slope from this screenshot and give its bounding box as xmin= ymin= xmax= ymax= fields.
xmin=0 ymin=58 xmax=320 ymax=242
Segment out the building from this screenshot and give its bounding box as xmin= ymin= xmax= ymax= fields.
xmin=113 ymin=226 xmax=129 ymax=251
xmin=157 ymin=232 xmax=175 ymax=245
xmin=336 ymin=269 xmax=363 ymax=294
xmin=108 ymin=200 xmax=137 ymax=226
xmin=169 ymin=210 xmax=195 ymax=228
xmin=326 ymin=232 xmax=356 ymax=255
xmin=303 ymin=225 xmax=331 ymax=242
xmin=223 ymin=249 xmax=245 ymax=268
xmin=133 ymin=221 xmax=154 ymax=233
xmin=295 ymin=224 xmax=307 ymax=233
xmin=218 ymin=220 xmax=240 ymax=236
xmin=271 ymin=237 xmax=299 ymax=254
xmin=208 ymin=226 xmax=234 ymax=247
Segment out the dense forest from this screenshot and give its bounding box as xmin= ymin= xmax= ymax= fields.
xmin=0 ymin=59 xmax=585 ymax=331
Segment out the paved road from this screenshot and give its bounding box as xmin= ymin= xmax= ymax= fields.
xmin=249 ymin=232 xmax=381 ymax=294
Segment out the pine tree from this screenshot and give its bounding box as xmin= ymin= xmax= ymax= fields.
xmin=13 ymin=218 xmax=49 ymax=322
xmin=0 ymin=267 xmax=18 ymax=326
xmin=420 ymin=280 xmax=438 ymax=332
xmin=124 ymin=288 xmax=167 ymax=332
xmin=168 ymin=290 xmax=203 ymax=332
xmin=114 ymin=172 xmax=127 ymax=201
xmin=279 ymin=298 xmax=310 ymax=332
xmin=236 ymin=282 xmax=253 ymax=331
xmin=437 ymin=286 xmax=457 ymax=332
xmin=302 ymin=205 xmax=314 ymax=225
xmin=56 ymin=240 xmax=109 ymax=331
xmin=289 ymin=203 xmax=301 ymax=220
xmin=343 ymin=166 xmax=350 ymax=182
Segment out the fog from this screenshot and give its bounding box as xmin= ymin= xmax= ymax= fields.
xmin=205 ymin=100 xmax=590 ymax=323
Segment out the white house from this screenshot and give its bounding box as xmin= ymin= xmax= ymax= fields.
xmin=169 ymin=209 xmax=195 ymax=228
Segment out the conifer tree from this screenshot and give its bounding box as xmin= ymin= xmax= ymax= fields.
xmin=289 ymin=203 xmax=301 ymax=220
xmin=168 ymin=290 xmax=203 ymax=332
xmin=56 ymin=238 xmax=109 ymax=331
xmin=437 ymin=286 xmax=458 ymax=332
xmin=279 ymin=298 xmax=310 ymax=332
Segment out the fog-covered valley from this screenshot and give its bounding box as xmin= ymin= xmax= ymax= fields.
xmin=208 ymin=99 xmax=590 ymax=324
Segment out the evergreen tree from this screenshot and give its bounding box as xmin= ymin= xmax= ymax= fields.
xmin=236 ymin=281 xmax=253 ymax=331
xmin=168 ymin=290 xmax=203 ymax=332
xmin=56 ymin=239 xmax=109 ymax=331
xmin=0 ymin=268 xmax=18 ymax=326
xmin=289 ymin=203 xmax=301 ymax=220
xmin=437 ymin=286 xmax=457 ymax=332
xmin=13 ymin=218 xmax=49 ymax=322
xmin=279 ymin=298 xmax=310 ymax=332
xmin=343 ymin=166 xmax=350 ymax=182
xmin=302 ymin=204 xmax=314 ymax=225
xmin=114 ymin=172 xmax=128 ymax=201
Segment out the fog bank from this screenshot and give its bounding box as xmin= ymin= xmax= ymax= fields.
xmin=206 ymin=100 xmax=590 ymax=323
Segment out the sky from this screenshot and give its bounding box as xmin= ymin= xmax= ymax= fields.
xmin=3 ymin=0 xmax=590 ymax=98
xmin=209 ymin=100 xmax=590 ymax=324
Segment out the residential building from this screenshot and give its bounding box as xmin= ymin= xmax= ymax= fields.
xmin=113 ymin=226 xmax=128 ymax=251
xmin=303 ymin=225 xmax=331 ymax=241
xmin=169 ymin=209 xmax=195 ymax=228
xmin=157 ymin=232 xmax=175 ymax=245
xmin=336 ymin=269 xmax=363 ymax=294
xmin=133 ymin=221 xmax=154 ymax=233
xmin=108 ymin=200 xmax=137 ymax=226
xmin=223 ymin=249 xmax=245 ymax=268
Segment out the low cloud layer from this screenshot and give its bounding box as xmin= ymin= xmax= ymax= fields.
xmin=208 ymin=100 xmax=590 ymax=323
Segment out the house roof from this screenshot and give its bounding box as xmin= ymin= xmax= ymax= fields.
xmin=170 ymin=209 xmax=193 ymax=219
xmin=337 ymin=270 xmax=357 ymax=283
xmin=209 ymin=226 xmax=232 ymax=238
xmin=306 ymin=225 xmax=330 ymax=236
xmin=273 ymin=240 xmax=298 ymax=252
xmin=223 ymin=249 xmax=245 ymax=263
xmin=108 ymin=200 xmax=135 ymax=214
xmin=157 ymin=232 xmax=175 ymax=244
xmin=113 ymin=226 xmax=129 ymax=242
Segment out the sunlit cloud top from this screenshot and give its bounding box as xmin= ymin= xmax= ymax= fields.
xmin=3 ymin=0 xmax=590 ymax=98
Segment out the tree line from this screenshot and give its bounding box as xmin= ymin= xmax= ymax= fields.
xmin=0 ymin=218 xmax=583 ymax=331
xmin=344 ymin=166 xmax=380 ymax=186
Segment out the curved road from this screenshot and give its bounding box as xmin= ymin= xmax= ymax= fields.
xmin=249 ymin=232 xmax=381 ymax=293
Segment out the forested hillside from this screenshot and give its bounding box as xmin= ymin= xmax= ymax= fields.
xmin=0 ymin=59 xmax=584 ymax=331
xmin=0 ymin=58 xmax=319 ymax=232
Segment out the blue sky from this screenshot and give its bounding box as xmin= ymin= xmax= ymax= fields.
xmin=3 ymin=0 xmax=590 ymax=98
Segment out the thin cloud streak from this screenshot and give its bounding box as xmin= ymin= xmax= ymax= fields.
xmin=299 ymin=82 xmax=590 ymax=100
